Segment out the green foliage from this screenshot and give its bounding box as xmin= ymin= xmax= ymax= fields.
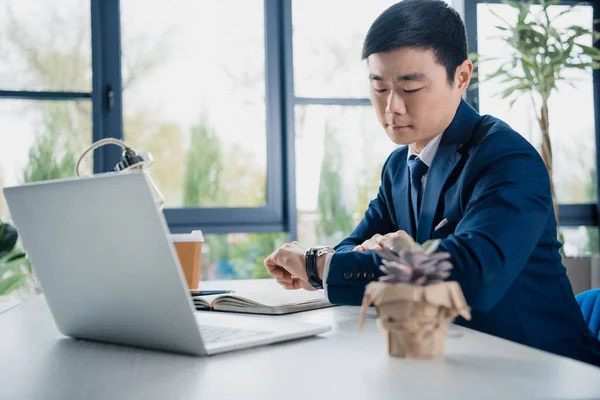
xmin=230 ymin=233 xmax=288 ymax=279
xmin=23 ymin=121 xmax=77 ymax=183
xmin=317 ymin=122 xmax=353 ymax=239
xmin=471 ymin=0 xmax=600 ymax=106
xmin=182 ymin=120 xmax=281 ymax=279
xmin=0 ymin=222 xmax=28 ymax=296
xmin=470 ymin=0 xmax=600 ymax=227
xmin=183 ymin=120 xmax=223 ymax=207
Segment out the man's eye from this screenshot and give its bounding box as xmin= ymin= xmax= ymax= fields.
xmin=374 ymin=88 xmax=387 ymax=94
xmin=404 ymin=88 xmax=422 ymax=94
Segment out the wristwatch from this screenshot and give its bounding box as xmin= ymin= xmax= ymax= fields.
xmin=305 ymin=247 xmax=334 ymax=289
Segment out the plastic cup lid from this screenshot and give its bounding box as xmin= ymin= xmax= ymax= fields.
xmin=169 ymin=230 xmax=204 ymax=242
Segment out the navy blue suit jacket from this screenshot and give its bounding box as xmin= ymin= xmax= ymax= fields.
xmin=328 ymin=99 xmax=600 ymax=365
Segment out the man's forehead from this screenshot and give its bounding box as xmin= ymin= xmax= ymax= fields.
xmin=367 ymin=48 xmax=436 ymax=72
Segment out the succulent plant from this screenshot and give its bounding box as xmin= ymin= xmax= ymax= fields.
xmin=375 ymin=234 xmax=453 ymax=285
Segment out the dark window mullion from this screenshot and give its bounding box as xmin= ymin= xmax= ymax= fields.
xmin=281 ymin=0 xmax=297 ymax=239
xmin=265 ymin=0 xmax=285 ymax=223
xmin=91 ymin=0 xmax=123 ymax=174
xmin=560 ymin=204 xmax=598 ymax=227
xmin=0 ymin=91 xmax=91 ymax=101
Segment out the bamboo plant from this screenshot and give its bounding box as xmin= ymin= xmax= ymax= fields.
xmin=471 ymin=0 xmax=600 ymax=230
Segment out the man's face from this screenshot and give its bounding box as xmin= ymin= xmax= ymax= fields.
xmin=368 ymin=47 xmax=471 ymax=151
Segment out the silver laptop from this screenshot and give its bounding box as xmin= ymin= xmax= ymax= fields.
xmin=3 ymin=172 xmax=330 ymax=356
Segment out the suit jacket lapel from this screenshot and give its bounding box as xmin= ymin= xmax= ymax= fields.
xmin=415 ymin=99 xmax=481 ymax=243
xmin=416 ymin=146 xmax=461 ymax=243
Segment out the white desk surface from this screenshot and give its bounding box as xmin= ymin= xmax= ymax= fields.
xmin=1 ymin=279 xmax=600 ymax=400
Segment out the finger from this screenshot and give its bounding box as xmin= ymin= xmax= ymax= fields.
xmin=277 ymin=277 xmax=315 ymax=291
xmin=276 ymin=278 xmax=298 ymax=290
xmin=361 ymin=239 xmax=372 ymax=248
xmin=294 ymin=278 xmax=316 ymax=291
xmin=264 ymin=250 xmax=291 ymax=279
xmin=275 ymin=270 xmax=294 ymax=284
xmin=353 ymin=245 xmax=366 ymax=251
xmin=264 ymin=260 xmax=285 ymax=279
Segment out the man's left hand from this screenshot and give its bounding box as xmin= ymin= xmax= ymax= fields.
xmin=263 ymin=242 xmax=318 ymax=291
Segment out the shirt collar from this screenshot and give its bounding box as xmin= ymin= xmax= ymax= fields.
xmin=406 ymin=133 xmax=443 ymax=168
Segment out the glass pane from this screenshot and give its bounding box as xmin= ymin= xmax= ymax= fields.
xmin=201 ymin=233 xmax=288 ymax=280
xmin=0 ymin=100 xmax=92 ymax=221
xmin=292 ymin=0 xmax=453 ymax=98
xmin=292 ymin=0 xmax=398 ymax=98
xmin=120 ymin=0 xmax=267 ymax=208
xmin=0 ymin=0 xmax=92 ymax=92
xmin=295 ymin=105 xmax=398 ymax=245
xmin=561 ymin=226 xmax=599 ymax=257
xmin=476 ymin=4 xmax=597 ymax=204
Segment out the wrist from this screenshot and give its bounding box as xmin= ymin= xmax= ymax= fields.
xmin=317 ymin=254 xmax=326 ymax=281
xmin=305 ymin=247 xmax=334 ymax=289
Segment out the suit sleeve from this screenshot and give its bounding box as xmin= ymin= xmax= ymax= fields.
xmin=438 ymin=135 xmax=553 ymax=312
xmin=325 ymin=250 xmax=384 ymax=305
xmin=334 ymin=152 xmax=398 ymax=252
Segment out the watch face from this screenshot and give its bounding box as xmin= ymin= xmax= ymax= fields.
xmin=315 ymin=247 xmax=333 ymax=257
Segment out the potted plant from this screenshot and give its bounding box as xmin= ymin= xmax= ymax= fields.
xmin=361 ymin=235 xmax=471 ymax=358
xmin=0 ymin=221 xmax=28 ymax=296
xmin=471 ymin=0 xmax=600 ymax=294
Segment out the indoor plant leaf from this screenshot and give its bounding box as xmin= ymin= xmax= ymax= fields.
xmin=0 ymin=273 xmax=27 ymax=296
xmin=0 ymin=222 xmax=18 ymax=259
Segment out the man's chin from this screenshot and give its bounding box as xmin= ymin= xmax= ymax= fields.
xmin=386 ymin=132 xmax=415 ymax=146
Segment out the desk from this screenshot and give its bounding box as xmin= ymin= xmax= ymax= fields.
xmin=1 ymin=279 xmax=599 ymax=400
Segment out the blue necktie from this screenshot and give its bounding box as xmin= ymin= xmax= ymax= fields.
xmin=408 ymin=154 xmax=429 ymax=226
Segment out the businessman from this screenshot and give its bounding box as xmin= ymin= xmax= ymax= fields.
xmin=264 ymin=0 xmax=600 ymax=365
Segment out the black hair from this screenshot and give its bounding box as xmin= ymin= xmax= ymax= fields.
xmin=362 ymin=0 xmax=468 ymax=85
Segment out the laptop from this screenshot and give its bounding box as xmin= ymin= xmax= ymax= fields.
xmin=3 ymin=172 xmax=330 ymax=356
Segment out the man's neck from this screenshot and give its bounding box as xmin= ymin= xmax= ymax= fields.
xmin=411 ymin=134 xmax=440 ymax=154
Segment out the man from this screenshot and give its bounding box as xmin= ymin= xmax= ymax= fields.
xmin=264 ymin=0 xmax=600 ymax=365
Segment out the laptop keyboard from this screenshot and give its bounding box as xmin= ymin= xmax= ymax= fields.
xmin=199 ymin=325 xmax=270 ymax=344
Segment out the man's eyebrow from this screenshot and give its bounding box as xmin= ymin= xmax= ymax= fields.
xmin=368 ymin=72 xmax=428 ymax=82
xmin=396 ymin=73 xmax=427 ymax=81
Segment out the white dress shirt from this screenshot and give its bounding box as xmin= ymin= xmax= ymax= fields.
xmin=321 ymin=133 xmax=444 ymax=300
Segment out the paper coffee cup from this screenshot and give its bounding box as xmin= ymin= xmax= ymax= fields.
xmin=170 ymin=230 xmax=204 ymax=290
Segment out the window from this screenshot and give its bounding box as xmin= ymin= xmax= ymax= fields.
xmin=201 ymin=232 xmax=287 ymax=280
xmin=474 ymin=3 xmax=597 ymax=205
xmin=0 ymin=0 xmax=93 ymax=221
xmin=295 ymin=105 xmax=396 ymax=244
xmin=120 ymin=0 xmax=268 ymax=209
xmin=466 ymin=0 xmax=600 ymax=253
xmin=561 ymin=226 xmax=599 ymax=256
xmin=0 ymin=0 xmax=92 ymax=92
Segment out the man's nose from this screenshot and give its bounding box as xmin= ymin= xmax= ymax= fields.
xmin=385 ymin=90 xmax=406 ymax=115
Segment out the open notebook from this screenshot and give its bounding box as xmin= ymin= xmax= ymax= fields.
xmin=192 ymin=290 xmax=333 ymax=315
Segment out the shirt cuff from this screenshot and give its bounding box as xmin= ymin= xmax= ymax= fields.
xmin=322 ymin=252 xmax=335 ymax=301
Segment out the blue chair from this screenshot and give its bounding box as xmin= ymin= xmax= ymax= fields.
xmin=576 ymin=288 xmax=600 ymax=340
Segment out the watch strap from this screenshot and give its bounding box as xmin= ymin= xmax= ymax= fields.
xmin=305 ymin=247 xmax=324 ymax=289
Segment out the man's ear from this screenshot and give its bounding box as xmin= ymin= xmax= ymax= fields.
xmin=454 ymin=59 xmax=473 ymax=93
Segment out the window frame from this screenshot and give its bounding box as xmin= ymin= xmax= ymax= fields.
xmin=464 ymin=0 xmax=600 ymax=233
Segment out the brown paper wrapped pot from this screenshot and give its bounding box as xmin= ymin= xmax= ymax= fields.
xmin=361 ymin=281 xmax=471 ymax=358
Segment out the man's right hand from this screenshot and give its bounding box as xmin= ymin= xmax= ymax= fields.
xmin=353 ymin=230 xmax=408 ymax=252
